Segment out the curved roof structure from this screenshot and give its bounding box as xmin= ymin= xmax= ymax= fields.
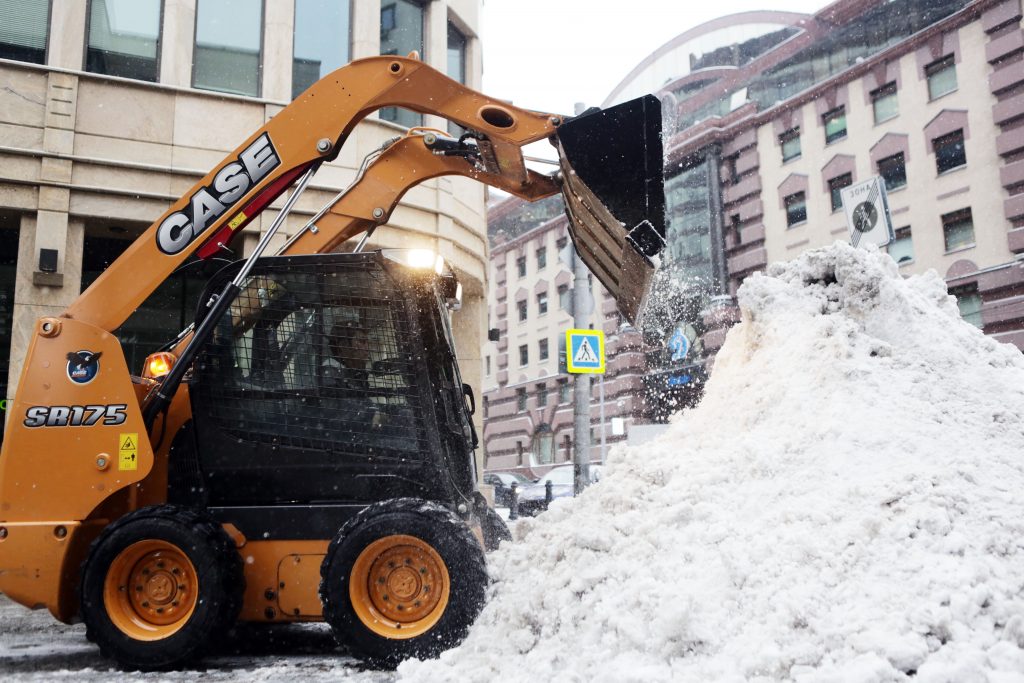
xmin=603 ymin=10 xmax=811 ymax=107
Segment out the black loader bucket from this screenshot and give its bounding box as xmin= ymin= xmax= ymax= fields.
xmin=555 ymin=94 xmax=665 ymax=325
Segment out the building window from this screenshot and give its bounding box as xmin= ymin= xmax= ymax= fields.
xmin=823 ymin=107 xmax=847 ymax=144
xmin=558 ymin=284 xmax=571 ymax=310
xmin=536 ymin=246 xmax=547 ymax=270
xmin=556 ymin=236 xmax=567 ymax=251
xmin=482 ymin=396 xmax=488 ymax=418
xmin=537 ymin=292 xmax=548 ymax=315
xmin=888 ymin=226 xmax=913 ymax=265
xmin=785 ymin=192 xmax=807 ymax=227
xmin=726 ymin=155 xmax=740 ymax=183
xmin=780 ymin=128 xmax=801 ymax=162
xmin=955 ymin=290 xmax=983 ymax=328
xmin=878 ymin=153 xmax=907 ymax=190
xmin=934 ymin=130 xmax=966 ymax=174
xmin=516 ymin=388 xmax=527 ymax=412
xmin=380 ymin=0 xmax=424 ymax=127
xmin=926 ymin=56 xmax=957 ymax=101
xmin=293 ymin=0 xmax=351 ymax=98
xmin=519 ymin=344 xmax=529 ymax=366
xmin=942 ymin=208 xmax=974 ymax=252
xmin=539 ymin=338 xmax=549 ymax=361
xmin=517 ymin=300 xmax=527 ymax=322
xmin=86 ymin=0 xmax=161 ymax=82
xmin=0 ymin=0 xmax=49 ymax=64
xmin=446 ymin=21 xmax=466 ymax=83
xmin=730 ymin=213 xmax=742 ymax=244
xmin=516 ymin=256 xmax=527 ymax=278
xmin=485 ymin=355 xmax=491 ymax=375
xmin=193 ymin=0 xmax=263 ymax=97
xmin=828 ymin=173 xmax=852 ymax=212
xmin=516 ymin=440 xmax=524 ymax=465
xmin=871 ymin=82 xmax=898 ymax=124
xmin=536 ymin=384 xmax=548 ymax=407
xmin=558 ymin=379 xmax=570 ymax=404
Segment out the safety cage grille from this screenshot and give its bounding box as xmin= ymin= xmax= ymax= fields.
xmin=194 ymin=257 xmax=429 ymax=460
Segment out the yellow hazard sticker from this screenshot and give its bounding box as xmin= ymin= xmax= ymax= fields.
xmin=119 ymin=433 xmax=138 ymax=471
xmin=228 ymin=212 xmax=247 ymax=230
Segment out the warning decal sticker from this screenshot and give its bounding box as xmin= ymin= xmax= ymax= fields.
xmin=119 ymin=432 xmax=138 ymax=471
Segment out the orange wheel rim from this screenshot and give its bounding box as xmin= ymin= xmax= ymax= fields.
xmin=103 ymin=539 xmax=199 ymax=641
xmin=349 ymin=534 xmax=450 ymax=639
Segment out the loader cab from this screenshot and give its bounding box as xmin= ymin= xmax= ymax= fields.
xmin=170 ymin=250 xmax=477 ymax=539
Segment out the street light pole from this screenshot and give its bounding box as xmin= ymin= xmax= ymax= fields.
xmin=572 ymin=102 xmax=592 ymax=496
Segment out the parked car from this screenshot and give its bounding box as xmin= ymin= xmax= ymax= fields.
xmin=517 ymin=464 xmax=602 ymax=516
xmin=483 ymin=471 xmax=533 ymax=507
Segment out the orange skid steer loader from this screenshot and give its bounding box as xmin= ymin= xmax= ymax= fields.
xmin=0 ymin=55 xmax=665 ymax=669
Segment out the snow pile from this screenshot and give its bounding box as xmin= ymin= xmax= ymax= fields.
xmin=402 ymin=242 xmax=1024 ymax=683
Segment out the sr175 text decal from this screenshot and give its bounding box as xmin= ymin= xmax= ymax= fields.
xmin=156 ymin=133 xmax=281 ymax=255
xmin=24 ymin=404 xmax=128 ymax=427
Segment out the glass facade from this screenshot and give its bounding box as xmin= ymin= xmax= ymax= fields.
xmin=0 ymin=0 xmax=49 ymax=64
xmin=447 ymin=22 xmax=466 ymax=83
xmin=380 ymin=0 xmax=424 ymax=127
xmin=292 ymin=0 xmax=351 ymax=99
xmin=86 ymin=0 xmax=161 ymax=82
xmin=745 ymin=0 xmax=967 ymax=111
xmin=193 ymin=0 xmax=262 ymax=97
xmin=956 ymin=291 xmax=983 ymax=328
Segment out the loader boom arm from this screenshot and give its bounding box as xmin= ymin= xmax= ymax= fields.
xmin=65 ymin=55 xmax=564 ymax=332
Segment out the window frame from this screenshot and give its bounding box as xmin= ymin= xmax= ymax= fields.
xmin=538 ymin=338 xmax=549 ymax=361
xmin=877 ymin=152 xmax=907 ymax=191
xmin=779 ymin=127 xmax=801 ymax=162
xmin=934 ymin=129 xmax=967 ymax=175
xmin=536 ymin=384 xmax=548 ymax=407
xmin=828 ymin=173 xmax=852 ymax=213
xmin=516 ymin=299 xmax=527 ymax=322
xmin=0 ymin=0 xmax=52 ymax=65
xmin=822 ymin=107 xmax=847 ymax=144
xmin=941 ymin=208 xmax=975 ymax=253
xmin=516 ymin=255 xmax=527 ymax=278
xmin=871 ymin=81 xmax=898 ymax=124
xmin=784 ymin=191 xmax=807 ymax=227
xmin=953 ymin=289 xmax=983 ymax=328
xmin=888 ymin=226 xmax=913 ymax=266
xmin=292 ymin=0 xmax=353 ymax=99
xmin=518 ymin=344 xmax=529 ymax=367
xmin=536 ymin=246 xmax=547 ymax=270
xmin=537 ymin=292 xmax=548 ymax=316
xmin=516 ymin=388 xmax=527 ymax=412
xmin=926 ymin=55 xmax=957 ymax=101
xmin=85 ymin=0 xmax=164 ymax=82
xmin=191 ymin=0 xmax=266 ymax=98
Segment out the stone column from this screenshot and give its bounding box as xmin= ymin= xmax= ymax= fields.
xmin=47 ymin=0 xmax=88 ymax=71
xmin=351 ymin=0 xmax=382 ymax=60
xmin=423 ymin=1 xmax=449 ymax=132
xmin=160 ymin=0 xmax=198 ymax=88
xmin=263 ymin=0 xmax=296 ymax=101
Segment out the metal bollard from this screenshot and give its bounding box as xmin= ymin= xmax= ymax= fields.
xmin=544 ymin=480 xmax=553 ymax=509
xmin=509 ymin=482 xmax=519 ymax=520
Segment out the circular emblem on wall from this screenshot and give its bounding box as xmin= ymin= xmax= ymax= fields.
xmin=66 ymin=350 xmax=102 ymax=385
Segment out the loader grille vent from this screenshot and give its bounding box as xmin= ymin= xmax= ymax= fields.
xmin=194 ymin=259 xmax=429 ymax=460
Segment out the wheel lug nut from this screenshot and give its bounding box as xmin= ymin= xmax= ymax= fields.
xmin=156 ymin=561 xmax=165 ymax=569
xmin=142 ymin=601 xmax=150 ymax=608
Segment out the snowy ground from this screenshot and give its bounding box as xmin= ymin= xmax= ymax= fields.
xmin=4 ymin=243 xmax=1024 ymax=681
xmin=0 ymin=595 xmax=388 ymax=682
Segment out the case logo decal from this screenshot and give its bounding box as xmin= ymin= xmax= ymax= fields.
xmin=66 ymin=350 xmax=102 ymax=384
xmin=156 ymin=133 xmax=281 ymax=255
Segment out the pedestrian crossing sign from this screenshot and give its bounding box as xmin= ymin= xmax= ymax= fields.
xmin=566 ymin=329 xmax=605 ymax=374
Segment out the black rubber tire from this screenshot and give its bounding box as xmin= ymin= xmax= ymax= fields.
xmin=319 ymin=498 xmax=488 ymax=668
xmin=79 ymin=505 xmax=244 ymax=670
xmin=480 ymin=507 xmax=512 ymax=552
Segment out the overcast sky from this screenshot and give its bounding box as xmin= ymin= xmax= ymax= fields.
xmin=480 ymin=0 xmax=829 ymax=116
